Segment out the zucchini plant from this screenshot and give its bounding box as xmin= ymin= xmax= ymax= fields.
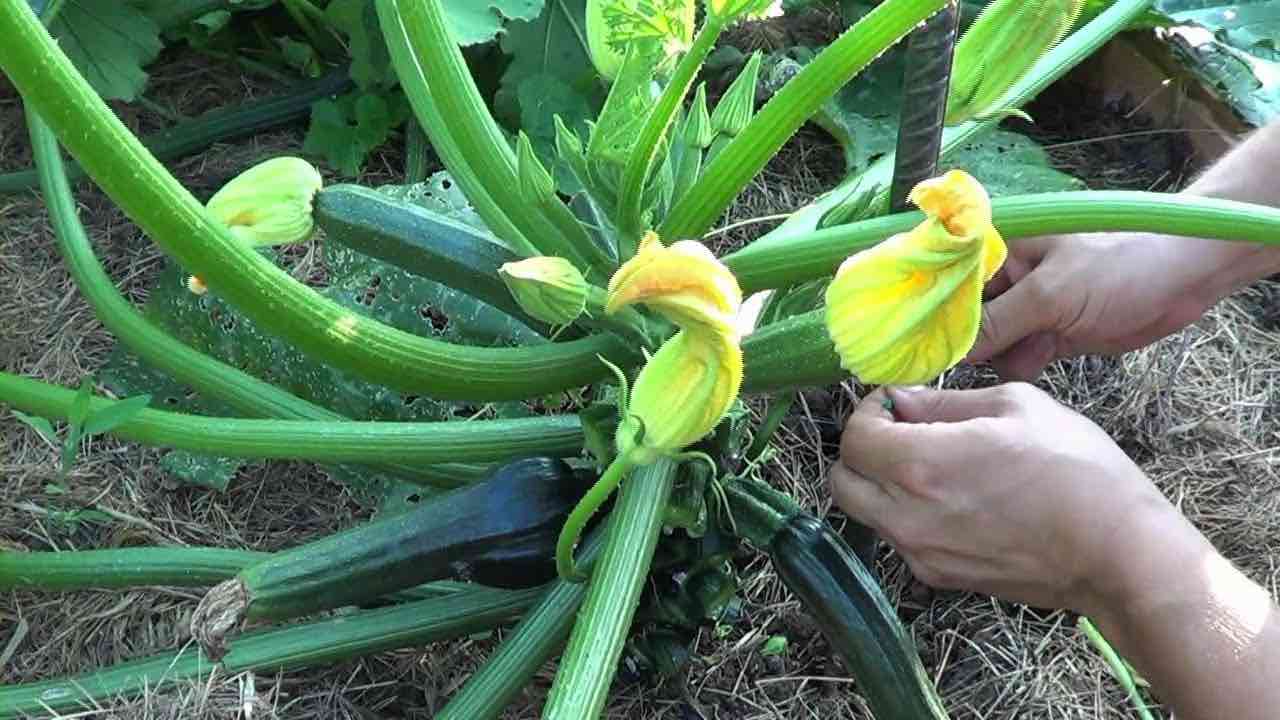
xmin=5 ymin=0 xmax=1280 ymax=718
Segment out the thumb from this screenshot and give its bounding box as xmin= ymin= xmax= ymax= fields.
xmin=966 ymin=275 xmax=1057 ymax=363
xmin=886 ymin=385 xmax=1013 ymax=423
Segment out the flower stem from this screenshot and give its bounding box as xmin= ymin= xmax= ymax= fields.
xmin=0 ymin=371 xmax=584 ymax=465
xmin=0 ymin=0 xmax=634 ymax=401
xmin=555 ymin=454 xmax=636 ymax=581
xmin=542 ymin=458 xmax=676 ymax=720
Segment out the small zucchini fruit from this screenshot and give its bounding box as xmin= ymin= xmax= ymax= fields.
xmin=192 ymin=456 xmax=593 ymax=659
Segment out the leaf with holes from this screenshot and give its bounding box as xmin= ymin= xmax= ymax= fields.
xmin=101 ymin=180 xmax=535 ymax=505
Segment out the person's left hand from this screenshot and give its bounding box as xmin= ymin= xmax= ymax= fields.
xmin=829 ymin=383 xmax=1187 ymax=614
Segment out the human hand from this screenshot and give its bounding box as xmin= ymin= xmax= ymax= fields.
xmin=967 ymin=233 xmax=1238 ymax=380
xmin=829 ymin=383 xmax=1197 ymax=614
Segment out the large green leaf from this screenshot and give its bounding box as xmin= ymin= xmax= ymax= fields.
xmin=496 ymin=0 xmax=606 ymax=191
xmin=947 ymin=130 xmax=1086 ymax=196
xmin=49 ymin=0 xmax=164 ymax=101
xmin=446 ymin=0 xmax=546 ymax=45
xmin=1152 ymin=0 xmax=1280 ymax=125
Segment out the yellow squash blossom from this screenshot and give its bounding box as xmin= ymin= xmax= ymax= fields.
xmin=190 ymin=157 xmax=323 ymax=294
xmin=824 ymin=170 xmax=1006 ymax=385
xmin=606 ymin=233 xmax=743 ymax=464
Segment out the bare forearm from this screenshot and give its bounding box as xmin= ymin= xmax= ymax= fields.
xmin=1175 ymin=120 xmax=1280 ymax=296
xmin=1085 ymin=505 xmax=1280 ymax=719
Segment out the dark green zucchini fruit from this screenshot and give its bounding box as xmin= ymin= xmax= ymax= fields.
xmin=192 ymin=456 xmax=593 ymax=658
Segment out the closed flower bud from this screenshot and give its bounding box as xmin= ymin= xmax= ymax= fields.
xmin=499 ymin=256 xmax=588 ymax=327
xmin=206 ymin=156 xmax=323 ymax=247
xmin=684 ymin=83 xmax=715 ymax=149
xmin=606 ymin=232 xmax=744 ymax=462
xmin=824 ymin=170 xmax=1006 ymax=385
xmin=945 ymin=0 xmax=1083 ymax=125
xmin=517 ymin=132 xmax=557 ymax=203
xmin=710 ymin=52 xmax=762 ymax=137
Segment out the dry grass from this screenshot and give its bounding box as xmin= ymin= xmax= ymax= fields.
xmin=2 ymin=40 xmax=1278 ymax=720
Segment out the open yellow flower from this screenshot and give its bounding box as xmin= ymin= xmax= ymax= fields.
xmin=606 ymin=233 xmax=743 ymax=464
xmin=824 ymin=170 xmax=1006 ymax=385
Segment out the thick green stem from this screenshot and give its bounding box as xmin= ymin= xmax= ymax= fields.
xmin=0 ymin=547 xmax=267 ymax=590
xmin=555 ymin=455 xmax=636 ymax=582
xmin=658 ymin=0 xmax=947 ymax=239
xmin=0 ymin=585 xmax=540 ymax=719
xmin=754 ymin=0 xmax=1154 ymax=246
xmin=0 ymin=0 xmax=634 ymax=401
xmin=727 ymin=192 xmax=1280 ymax=294
xmin=617 ymin=16 xmax=728 ymax=243
xmin=437 ymin=529 xmax=609 ymax=720
xmin=542 ymin=458 xmax=676 ymax=720
xmin=0 ymin=371 xmax=584 ymax=465
xmin=27 ymin=108 xmax=481 ymax=488
xmin=379 ymin=0 xmax=613 ymax=278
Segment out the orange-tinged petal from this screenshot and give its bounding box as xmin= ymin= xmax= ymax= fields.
xmin=606 ymin=234 xmax=742 ymax=335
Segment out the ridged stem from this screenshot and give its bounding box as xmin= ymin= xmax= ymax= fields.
xmin=436 ymin=528 xmax=609 ymax=720
xmin=0 ymin=371 xmax=584 ymax=465
xmin=727 ymin=191 xmax=1280 ymax=295
xmin=754 ymin=0 xmax=1154 ymax=245
xmin=0 ymin=0 xmax=634 ymax=401
xmin=616 ymin=16 xmax=729 ymax=244
xmin=379 ymin=0 xmax=614 ymax=277
xmin=0 ymin=585 xmax=540 ymax=719
xmin=658 ymin=0 xmax=947 ymax=239
xmin=542 ymin=458 xmax=676 ymax=720
xmin=27 ymin=109 xmax=481 ymax=488
xmin=0 ymin=547 xmax=267 ymax=590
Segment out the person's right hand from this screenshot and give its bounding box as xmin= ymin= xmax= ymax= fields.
xmin=967 ymin=233 xmax=1239 ymax=380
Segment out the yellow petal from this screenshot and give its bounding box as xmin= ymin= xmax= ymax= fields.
xmin=617 ymin=330 xmax=743 ymax=462
xmin=206 ymin=157 xmax=323 ymax=247
xmin=606 ymin=235 xmax=742 ymax=335
xmin=824 ymin=170 xmax=1006 ymax=385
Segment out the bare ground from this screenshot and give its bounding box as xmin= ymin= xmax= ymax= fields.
xmin=2 ymin=45 xmax=1278 ymax=720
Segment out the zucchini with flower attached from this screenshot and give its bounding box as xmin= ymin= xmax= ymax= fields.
xmin=191 ymin=456 xmax=594 ymax=658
